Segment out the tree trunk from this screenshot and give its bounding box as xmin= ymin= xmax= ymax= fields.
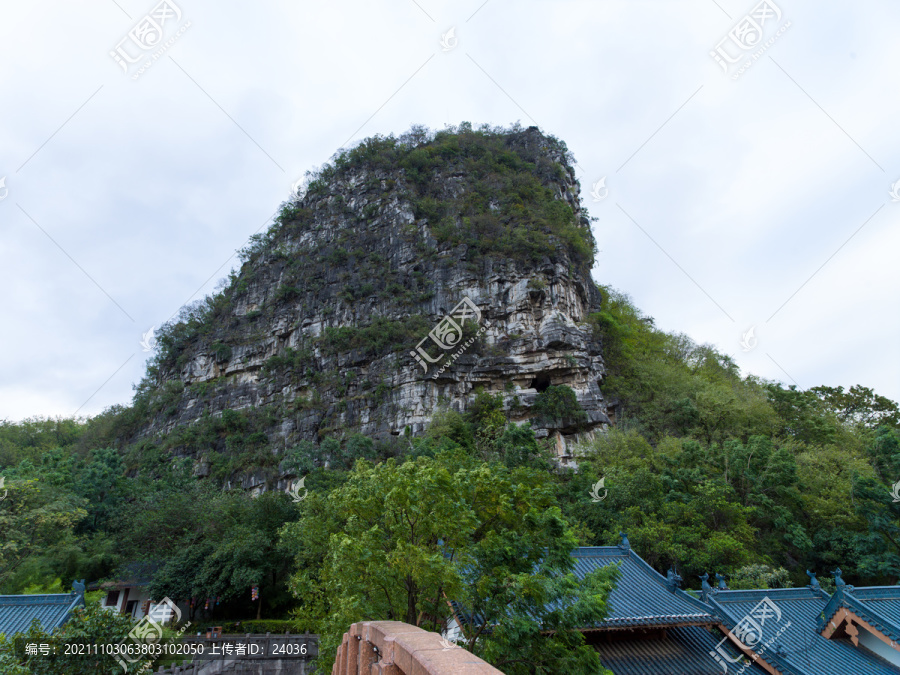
xmin=406 ymin=578 xmax=417 ymax=626
xmin=257 ymin=596 xmax=262 ymax=620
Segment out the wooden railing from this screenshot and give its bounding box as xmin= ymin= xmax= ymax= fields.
xmin=333 ymin=621 xmax=504 ymax=675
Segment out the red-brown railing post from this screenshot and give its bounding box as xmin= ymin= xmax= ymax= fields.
xmin=336 ymin=621 xmax=504 ymax=674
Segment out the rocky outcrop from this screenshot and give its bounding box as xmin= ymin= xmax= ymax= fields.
xmin=136 ymin=126 xmax=608 ymax=467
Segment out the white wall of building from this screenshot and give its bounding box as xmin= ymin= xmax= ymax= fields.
xmin=858 ymin=628 xmax=900 ymax=668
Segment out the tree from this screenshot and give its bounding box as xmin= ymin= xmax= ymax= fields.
xmin=866 ymin=426 xmax=900 ymax=483
xmin=727 ymin=564 xmax=792 ymax=590
xmin=149 ymin=490 xmax=298 ymax=620
xmin=620 ymin=481 xmax=758 ymax=579
xmin=852 ymin=474 xmax=900 ymax=584
xmin=532 ymin=385 xmax=587 ymax=430
xmin=71 ymin=448 xmax=125 ymax=533
xmin=766 ymin=383 xmax=838 ymax=444
xmin=281 ymin=450 xmax=616 ymax=674
xmin=115 ymin=460 xmax=223 ymax=557
xmin=0 ymin=600 xmax=143 ymax=675
xmin=0 ymin=478 xmax=86 ymax=590
xmin=458 ymin=505 xmax=618 ymax=675
xmin=0 ymin=417 xmax=84 ymax=469
xmin=129 ymin=467 xmax=299 ymax=622
xmin=811 ymin=385 xmax=900 ymax=430
xmin=467 ymin=390 xmax=508 ymax=458
xmin=495 ymin=423 xmax=553 ymax=470
xmin=572 ymin=432 xmax=761 ymax=581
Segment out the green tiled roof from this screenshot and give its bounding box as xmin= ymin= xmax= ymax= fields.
xmin=0 ymin=592 xmax=84 ymax=637
xmin=570 ymin=547 xmax=718 ymax=629
xmin=595 ymin=625 xmax=766 ymax=675
xmin=707 ymin=587 xmax=900 ymax=675
xmin=819 ymin=585 xmax=900 ymax=643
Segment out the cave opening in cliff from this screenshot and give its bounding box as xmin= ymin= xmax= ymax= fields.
xmin=530 ymin=373 xmax=551 ymax=392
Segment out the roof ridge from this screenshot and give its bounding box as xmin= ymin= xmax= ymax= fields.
xmin=711 ymin=587 xmax=825 ymax=598
xmin=848 ymin=586 xmax=900 ymax=595
xmin=0 ymin=593 xmax=79 ymax=603
xmin=571 ymin=546 xmax=628 ymax=554
xmin=620 ymin=549 xmax=719 ymax=617
xmin=837 ymin=588 xmax=900 ymax=642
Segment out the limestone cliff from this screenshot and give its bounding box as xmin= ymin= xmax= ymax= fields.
xmin=133 ymin=125 xmax=609 ymax=480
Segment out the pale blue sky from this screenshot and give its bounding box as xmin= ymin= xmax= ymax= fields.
xmin=1 ymin=0 xmax=897 ymax=420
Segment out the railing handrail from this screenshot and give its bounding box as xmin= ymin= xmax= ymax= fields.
xmin=333 ymin=620 xmax=504 ymax=675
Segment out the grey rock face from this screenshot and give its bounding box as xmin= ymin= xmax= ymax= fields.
xmin=137 ymin=128 xmax=608 ymax=466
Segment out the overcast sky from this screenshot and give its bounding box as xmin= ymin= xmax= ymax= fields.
xmin=1 ymin=0 xmax=897 ymax=421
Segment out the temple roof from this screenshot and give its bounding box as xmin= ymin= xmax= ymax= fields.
xmin=707 ymin=586 xmax=900 ymax=675
xmin=594 ymin=625 xmax=766 ymax=675
xmin=819 ymin=584 xmax=900 ymax=645
xmin=570 ymin=546 xmax=718 ymax=630
xmin=0 ymin=592 xmax=84 ymax=637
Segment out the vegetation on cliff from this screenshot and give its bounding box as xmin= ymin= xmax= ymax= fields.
xmin=135 ymin=123 xmax=594 ymax=410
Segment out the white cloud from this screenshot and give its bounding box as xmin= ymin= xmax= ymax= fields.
xmin=0 ymin=0 xmax=897 ymax=421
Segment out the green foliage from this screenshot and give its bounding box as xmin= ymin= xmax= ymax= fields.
xmin=0 ymin=444 xmax=128 ymax=594
xmin=766 ymin=384 xmax=839 ymax=444
xmin=563 ymin=287 xmax=900 ymax=586
xmin=423 ymin=407 xmax=476 ymax=453
xmin=564 ymin=432 xmax=744 ymax=577
xmin=120 ymin=406 xmax=281 ymax=481
xmin=0 ymin=477 xmax=88 ymax=591
xmin=282 ymin=435 xmax=381 ymax=474
xmin=211 ymin=342 xmax=232 ymax=363
xmin=466 ymin=389 xmax=507 ymax=458
xmin=0 ymin=418 xmax=84 ymax=469
xmin=140 ymin=484 xmax=299 ymax=621
xmin=810 ymin=385 xmax=900 ymax=429
xmin=0 ymin=600 xmax=144 ymax=674
xmin=849 ymin=429 xmax=900 ymax=584
xmin=394 ymin=128 xmax=596 ymax=266
xmin=263 ymin=347 xmax=315 ymax=377
xmin=274 ymin=284 xmax=301 ymax=302
xmin=727 ymin=564 xmax=792 ymax=590
xmin=588 ymin=287 xmax=775 ymax=443
xmin=319 ymin=316 xmax=431 ymax=357
xmin=532 ymin=385 xmax=588 ymax=429
xmin=280 ymin=449 xmax=615 ymax=674
xmin=867 ymin=426 xmax=900 ymax=482
xmin=496 ymin=423 xmax=554 ymax=470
